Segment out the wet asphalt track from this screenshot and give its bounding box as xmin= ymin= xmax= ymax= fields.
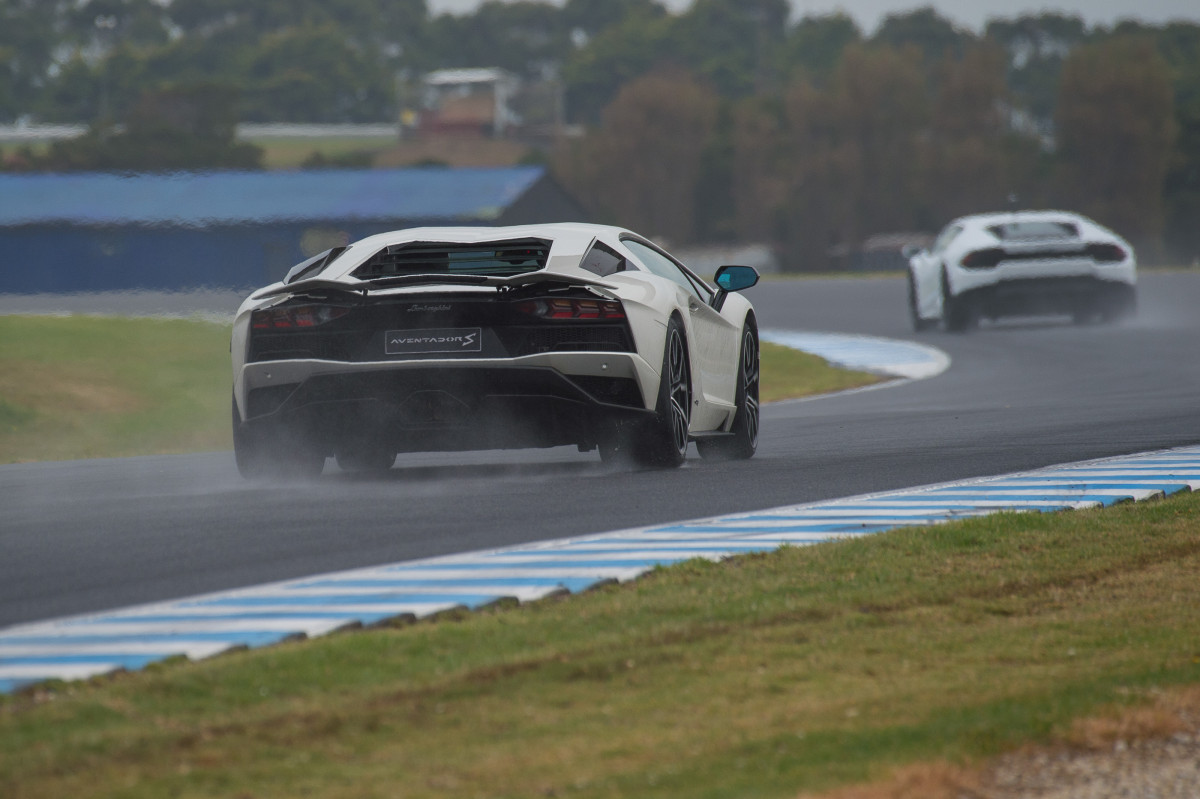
xmin=2 ymin=272 xmax=1199 ymax=629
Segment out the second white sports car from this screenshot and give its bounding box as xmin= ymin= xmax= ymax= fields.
xmin=907 ymin=210 xmax=1137 ymax=332
xmin=231 ymin=223 xmax=760 ymax=477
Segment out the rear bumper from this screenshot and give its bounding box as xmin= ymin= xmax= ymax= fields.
xmin=954 ymin=276 xmax=1136 ymax=319
xmin=234 ymin=354 xmax=656 ymax=454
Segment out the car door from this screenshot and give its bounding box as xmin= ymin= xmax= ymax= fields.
xmin=619 ymin=238 xmax=739 ymax=425
xmin=914 ymin=223 xmax=963 ymax=318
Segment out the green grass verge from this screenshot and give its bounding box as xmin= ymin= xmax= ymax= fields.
xmin=0 ymin=315 xmax=233 ymax=463
xmin=0 ymin=316 xmax=879 ymax=464
xmin=2 ymin=490 xmax=1198 ymax=797
xmin=761 ymin=341 xmax=882 ymax=401
xmin=249 ymin=135 xmax=397 ymax=169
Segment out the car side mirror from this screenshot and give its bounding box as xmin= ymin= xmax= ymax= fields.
xmin=713 ymin=264 xmax=759 ymax=292
xmin=901 ymin=244 xmax=923 ymax=259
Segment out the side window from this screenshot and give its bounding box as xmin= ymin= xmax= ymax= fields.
xmin=580 ymin=240 xmax=628 ymax=277
xmin=621 ymin=238 xmax=712 ymax=304
xmin=285 ymin=246 xmax=347 ymax=284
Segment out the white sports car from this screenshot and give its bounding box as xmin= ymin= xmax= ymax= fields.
xmin=906 ymin=210 xmax=1137 ymax=332
xmin=231 ymin=223 xmax=760 ymax=477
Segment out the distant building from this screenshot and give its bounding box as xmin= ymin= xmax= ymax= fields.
xmin=418 ymin=68 xmax=521 ymax=138
xmin=0 ymin=166 xmax=588 ymax=293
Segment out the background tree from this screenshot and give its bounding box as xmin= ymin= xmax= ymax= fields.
xmin=0 ymin=0 xmax=70 ymax=121
xmin=122 ymin=0 xmax=426 ymax=123
xmin=426 ymin=1 xmax=571 ymax=77
xmin=36 ymin=57 xmax=101 ymax=123
xmin=1157 ymin=23 xmax=1200 ymax=264
xmin=243 ymin=25 xmax=395 ymax=122
xmin=561 ymin=8 xmax=674 ymax=124
xmin=35 ymin=82 xmax=262 ymax=172
xmin=562 ymin=0 xmax=790 ymax=124
xmin=1055 ymin=36 xmax=1175 ymax=256
xmin=63 ymin=0 xmax=170 ymax=51
xmin=920 ymin=42 xmax=1015 ymax=224
xmin=829 ymin=44 xmax=929 ymax=245
xmin=556 ymin=69 xmax=718 ymax=244
xmin=871 ymin=7 xmax=972 ymax=69
xmin=736 ymin=45 xmax=929 ymax=271
xmin=692 ymin=101 xmax=737 ymax=242
xmin=562 ymin=0 xmax=666 ymax=39
xmin=666 ymin=0 xmax=790 ymax=97
xmin=782 ymin=13 xmax=861 ymax=85
xmin=773 ymin=79 xmax=858 ymax=272
xmin=985 ymin=13 xmax=1087 ymax=131
xmin=731 ymin=95 xmax=788 ymax=244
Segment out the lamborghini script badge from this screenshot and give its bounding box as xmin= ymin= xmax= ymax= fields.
xmin=386 ymin=328 xmax=483 ymax=355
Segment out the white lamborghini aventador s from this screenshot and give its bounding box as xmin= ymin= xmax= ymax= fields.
xmin=231 ymin=223 xmax=760 ymax=477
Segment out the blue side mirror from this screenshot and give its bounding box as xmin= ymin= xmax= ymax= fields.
xmin=713 ymin=264 xmax=759 ymax=292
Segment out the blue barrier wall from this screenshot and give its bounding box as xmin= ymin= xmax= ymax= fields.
xmin=0 ymin=167 xmax=588 ymax=294
xmin=1 ymin=222 xmax=392 ymax=293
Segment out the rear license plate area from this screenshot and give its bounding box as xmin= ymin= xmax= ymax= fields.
xmin=385 ymin=328 xmax=483 ymax=355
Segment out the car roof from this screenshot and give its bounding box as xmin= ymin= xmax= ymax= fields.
xmin=316 ymin=223 xmax=636 ymax=283
xmin=343 ymin=222 xmax=628 ymax=250
xmin=953 ymin=210 xmax=1087 ymax=228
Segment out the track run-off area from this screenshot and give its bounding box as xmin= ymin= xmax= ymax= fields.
xmin=2 ymin=271 xmax=1200 ymax=691
xmin=3 ymin=446 xmax=1200 ymax=693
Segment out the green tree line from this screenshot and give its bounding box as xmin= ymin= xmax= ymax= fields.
xmin=2 ymin=0 xmax=1198 ymax=265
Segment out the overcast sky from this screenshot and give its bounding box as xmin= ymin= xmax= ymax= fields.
xmin=427 ymin=0 xmax=1200 ymax=34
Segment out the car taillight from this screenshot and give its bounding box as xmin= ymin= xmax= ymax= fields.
xmin=1086 ymin=243 xmax=1127 ymax=263
xmin=251 ymin=305 xmax=350 ymax=330
xmin=960 ymin=248 xmax=1005 ymax=268
xmin=515 ymin=298 xmax=626 ymax=320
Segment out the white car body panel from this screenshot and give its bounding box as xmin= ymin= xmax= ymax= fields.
xmin=230 ymin=223 xmax=759 ymax=472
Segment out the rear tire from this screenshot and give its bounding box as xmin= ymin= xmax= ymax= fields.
xmin=632 ymin=317 xmax=691 ymax=468
xmin=941 ymin=272 xmax=977 ymax=333
xmin=697 ymin=318 xmax=759 ymax=461
xmin=232 ymin=396 xmax=266 ymax=478
xmin=232 ymin=396 xmax=324 ymax=479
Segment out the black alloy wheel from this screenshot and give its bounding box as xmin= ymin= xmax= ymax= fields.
xmin=697 ymin=319 xmax=759 ymax=460
xmin=941 ymin=270 xmax=977 ymax=333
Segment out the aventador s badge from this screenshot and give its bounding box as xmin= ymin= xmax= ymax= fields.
xmin=385 ymin=328 xmax=482 ymax=355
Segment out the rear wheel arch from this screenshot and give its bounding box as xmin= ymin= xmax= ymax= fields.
xmin=232 ymin=395 xmax=324 ymax=480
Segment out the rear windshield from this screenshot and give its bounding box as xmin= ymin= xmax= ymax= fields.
xmin=986 ymin=221 xmax=1079 ymax=241
xmin=352 ymin=238 xmax=552 ymax=279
